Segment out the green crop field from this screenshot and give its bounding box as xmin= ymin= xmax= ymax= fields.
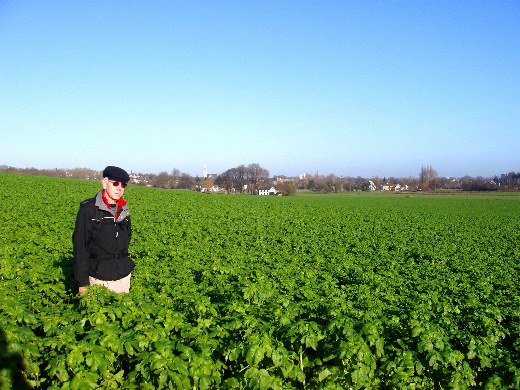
xmin=1 ymin=173 xmax=519 ymax=389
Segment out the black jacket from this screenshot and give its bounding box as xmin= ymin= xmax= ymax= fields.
xmin=73 ymin=191 xmax=135 ymax=287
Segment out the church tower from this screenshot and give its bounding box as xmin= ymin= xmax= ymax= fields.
xmin=203 ymin=165 xmax=208 ymax=179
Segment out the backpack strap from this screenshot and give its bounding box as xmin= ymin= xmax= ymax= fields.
xmin=90 ymin=207 xmax=105 ymax=242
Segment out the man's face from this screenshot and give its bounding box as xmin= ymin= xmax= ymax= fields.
xmin=102 ymin=178 xmax=127 ymax=204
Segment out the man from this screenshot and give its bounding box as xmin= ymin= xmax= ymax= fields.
xmin=73 ymin=166 xmax=135 ymax=294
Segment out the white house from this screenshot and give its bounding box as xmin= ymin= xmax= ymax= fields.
xmin=382 ymin=183 xmax=409 ymax=191
xmin=258 ymin=186 xmax=278 ymax=195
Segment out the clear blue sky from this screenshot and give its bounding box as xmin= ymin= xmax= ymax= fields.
xmin=1 ymin=1 xmax=518 ymax=178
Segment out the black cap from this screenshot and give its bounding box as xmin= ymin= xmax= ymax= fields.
xmin=103 ymin=166 xmax=130 ymax=183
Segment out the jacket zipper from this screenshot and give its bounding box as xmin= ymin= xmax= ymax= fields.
xmin=114 ymin=215 xmax=123 ymax=276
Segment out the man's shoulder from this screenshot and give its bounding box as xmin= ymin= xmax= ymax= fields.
xmin=80 ymin=192 xmax=102 ymax=207
xmin=79 ymin=197 xmax=96 ymax=208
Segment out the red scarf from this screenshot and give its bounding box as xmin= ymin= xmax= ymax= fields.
xmin=102 ymin=190 xmax=127 ymax=219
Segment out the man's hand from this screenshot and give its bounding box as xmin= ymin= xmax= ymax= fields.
xmin=78 ymin=286 xmax=88 ymax=295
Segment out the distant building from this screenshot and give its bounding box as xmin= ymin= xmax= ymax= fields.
xmin=382 ymin=183 xmax=409 ymax=191
xmin=203 ymin=165 xmax=219 ymax=180
xmin=258 ymin=186 xmax=278 ymax=195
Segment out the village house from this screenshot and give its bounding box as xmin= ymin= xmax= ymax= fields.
xmin=382 ymin=183 xmax=409 ymax=191
xmin=258 ymin=186 xmax=278 ymax=195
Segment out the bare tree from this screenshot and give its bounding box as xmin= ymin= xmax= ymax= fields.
xmin=402 ymin=176 xmax=419 ymax=191
xmin=215 ymin=163 xmax=270 ymax=194
xmin=235 ymin=165 xmax=247 ymax=193
xmin=171 ymin=168 xmax=181 ymax=189
xmin=178 ymin=173 xmax=195 ymax=190
xmin=325 ymin=174 xmax=340 ymax=192
xmin=155 ymin=171 xmax=172 ymax=189
xmin=371 ymin=176 xmax=383 ymax=190
xmin=216 ymin=167 xmax=242 ymax=193
xmin=419 ymin=165 xmax=438 ymax=191
xmin=246 ymin=163 xmax=270 ymax=194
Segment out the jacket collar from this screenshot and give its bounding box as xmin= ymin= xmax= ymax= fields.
xmin=95 ymin=191 xmax=128 ymax=220
xmin=102 ymin=190 xmax=127 ymax=209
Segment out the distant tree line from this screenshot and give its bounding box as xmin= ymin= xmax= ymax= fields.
xmin=0 ymin=166 xmax=101 ymax=180
xmin=0 ymin=165 xmax=198 ymax=190
xmin=301 ymin=174 xmax=370 ymax=193
xmin=146 ymin=169 xmax=196 ymax=190
xmin=293 ymin=168 xmax=520 ymax=193
xmin=1 ymin=164 xmax=519 ymax=193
